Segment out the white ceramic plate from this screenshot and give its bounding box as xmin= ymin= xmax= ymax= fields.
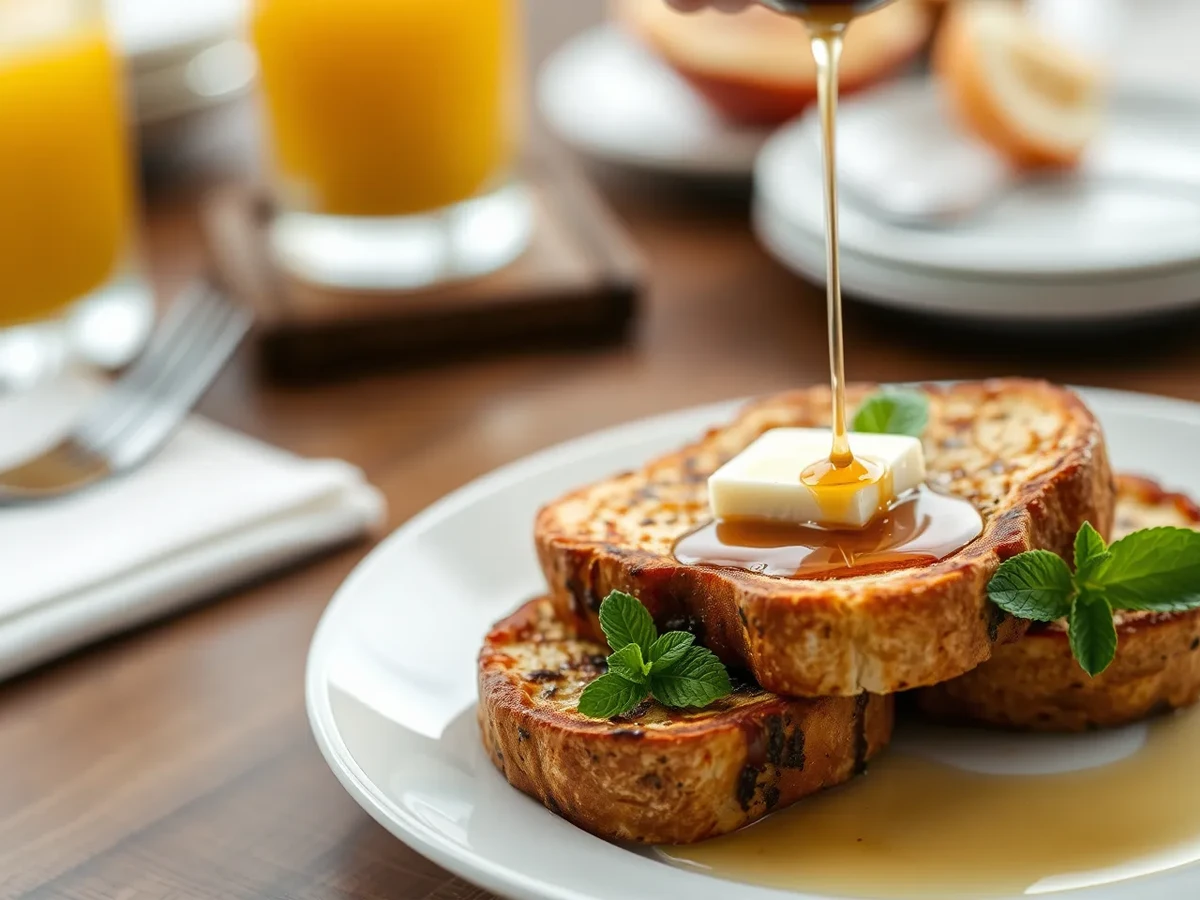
xmin=308 ymin=386 xmax=1200 ymax=900
xmin=106 ymin=0 xmax=255 ymax=126
xmin=754 ymin=79 xmax=1200 ymax=323
xmin=107 ymin=0 xmax=246 ymax=66
xmin=537 ymin=25 xmax=768 ymax=178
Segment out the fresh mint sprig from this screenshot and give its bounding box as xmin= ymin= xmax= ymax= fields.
xmin=852 ymin=388 xmax=929 ymax=437
xmin=577 ymin=591 xmax=732 ymax=719
xmin=988 ymin=521 xmax=1200 ymax=677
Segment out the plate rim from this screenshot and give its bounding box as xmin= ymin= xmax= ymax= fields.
xmin=306 ymin=385 xmax=1200 ymax=900
xmin=306 ymin=395 xmax=746 ymax=900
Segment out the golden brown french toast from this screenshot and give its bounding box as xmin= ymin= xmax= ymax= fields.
xmin=478 ymin=598 xmax=892 ymax=844
xmin=917 ymin=475 xmax=1200 ymax=731
xmin=536 ymin=379 xmax=1114 ymax=697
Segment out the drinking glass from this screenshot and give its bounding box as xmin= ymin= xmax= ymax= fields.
xmin=251 ymin=0 xmax=532 ymax=290
xmin=0 ymin=0 xmax=151 ymax=389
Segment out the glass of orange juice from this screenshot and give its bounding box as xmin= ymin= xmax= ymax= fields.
xmin=0 ymin=0 xmax=150 ymax=388
xmin=251 ymin=0 xmax=532 ymax=290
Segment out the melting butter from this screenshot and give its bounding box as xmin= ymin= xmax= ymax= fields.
xmin=707 ymin=428 xmax=925 ymax=530
xmin=799 ymin=453 xmax=890 ymax=525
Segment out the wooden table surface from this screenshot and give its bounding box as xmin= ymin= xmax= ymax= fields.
xmin=6 ymin=7 xmax=1200 ymax=899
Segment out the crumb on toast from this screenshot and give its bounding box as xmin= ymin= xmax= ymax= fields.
xmin=536 ymin=379 xmax=1114 ymax=697
xmin=478 ymin=598 xmax=893 ymax=845
xmin=916 ymin=475 xmax=1200 ymax=731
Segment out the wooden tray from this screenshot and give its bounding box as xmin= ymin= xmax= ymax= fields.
xmin=201 ymin=156 xmax=643 ymax=380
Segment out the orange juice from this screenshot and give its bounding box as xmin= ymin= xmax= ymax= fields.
xmin=252 ymin=0 xmax=520 ymax=218
xmin=0 ymin=6 xmax=132 ymax=328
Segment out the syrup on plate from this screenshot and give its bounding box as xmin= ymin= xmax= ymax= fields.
xmin=661 ymin=708 xmax=1200 ymax=899
xmin=674 ymin=485 xmax=983 ymax=578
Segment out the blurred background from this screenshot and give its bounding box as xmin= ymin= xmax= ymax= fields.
xmin=6 ymin=1 xmax=1200 ymax=892
xmin=4 ymin=0 xmax=1199 ymax=395
xmin=2 ymin=0 xmax=1200 ymax=540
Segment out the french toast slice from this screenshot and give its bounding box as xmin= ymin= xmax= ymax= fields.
xmin=916 ymin=475 xmax=1200 ymax=731
xmin=536 ymin=379 xmax=1114 ymax=697
xmin=478 ymin=598 xmax=893 ymax=844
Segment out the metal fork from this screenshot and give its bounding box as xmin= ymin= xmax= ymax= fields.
xmin=0 ymin=281 xmax=252 ymax=504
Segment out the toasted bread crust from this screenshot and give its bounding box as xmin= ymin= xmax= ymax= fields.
xmin=917 ymin=476 xmax=1200 ymax=731
xmin=478 ymin=599 xmax=892 ymax=844
xmin=932 ymin=0 xmax=1099 ymax=169
xmin=536 ymin=380 xmax=1114 ymax=697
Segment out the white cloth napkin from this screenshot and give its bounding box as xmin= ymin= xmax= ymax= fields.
xmin=0 ymin=376 xmax=385 ymax=680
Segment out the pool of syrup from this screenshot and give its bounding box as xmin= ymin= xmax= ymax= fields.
xmin=661 ymin=708 xmax=1200 ymax=899
xmin=674 ymin=486 xmax=982 ymax=579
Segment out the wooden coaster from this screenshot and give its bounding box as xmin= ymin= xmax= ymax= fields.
xmin=201 ymin=155 xmax=643 ymax=380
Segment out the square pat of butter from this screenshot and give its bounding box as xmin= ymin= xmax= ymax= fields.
xmin=708 ymin=428 xmax=926 ymax=529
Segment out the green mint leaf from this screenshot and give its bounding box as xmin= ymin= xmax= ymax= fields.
xmin=1073 ymin=521 xmax=1110 ymax=582
xmin=852 ymin=388 xmax=929 ymax=437
xmin=648 ymin=646 xmax=733 ymax=709
xmin=606 ymin=642 xmax=650 ymax=684
xmin=577 ymin=673 xmax=648 ymax=719
xmin=648 ymin=631 xmax=695 ymax=671
xmin=987 ymin=550 xmax=1074 ymax=621
xmin=1094 ymin=527 xmax=1200 ymax=612
xmin=1068 ymin=591 xmax=1117 ymax=677
xmin=597 ymin=590 xmax=658 ymax=655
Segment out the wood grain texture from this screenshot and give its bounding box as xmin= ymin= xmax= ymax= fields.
xmin=204 ymin=153 xmax=642 ymax=381
xmin=7 ymin=2 xmax=1200 ymax=895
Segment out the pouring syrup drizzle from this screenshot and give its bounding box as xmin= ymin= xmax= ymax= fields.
xmin=673 ymin=0 xmax=984 ymax=577
xmin=803 ymin=10 xmax=855 ymax=483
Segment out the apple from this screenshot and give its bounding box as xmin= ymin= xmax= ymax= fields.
xmin=614 ymin=0 xmax=934 ymax=126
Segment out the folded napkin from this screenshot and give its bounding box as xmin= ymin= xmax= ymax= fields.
xmin=0 ymin=376 xmax=385 ymax=680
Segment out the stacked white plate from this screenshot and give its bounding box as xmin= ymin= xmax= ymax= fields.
xmin=107 ymin=0 xmax=254 ymax=126
xmin=106 ymin=0 xmax=257 ymax=169
xmin=753 ymin=79 xmax=1200 ymax=324
xmin=538 ymin=24 xmax=769 ymax=178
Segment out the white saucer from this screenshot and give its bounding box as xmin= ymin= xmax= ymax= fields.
xmin=107 ymin=0 xmax=246 ymax=67
xmin=308 ymin=386 xmax=1200 ymax=900
xmin=754 ymin=79 xmax=1200 ymax=323
xmin=106 ymin=0 xmax=255 ymax=127
xmin=537 ymin=25 xmax=768 ymax=178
